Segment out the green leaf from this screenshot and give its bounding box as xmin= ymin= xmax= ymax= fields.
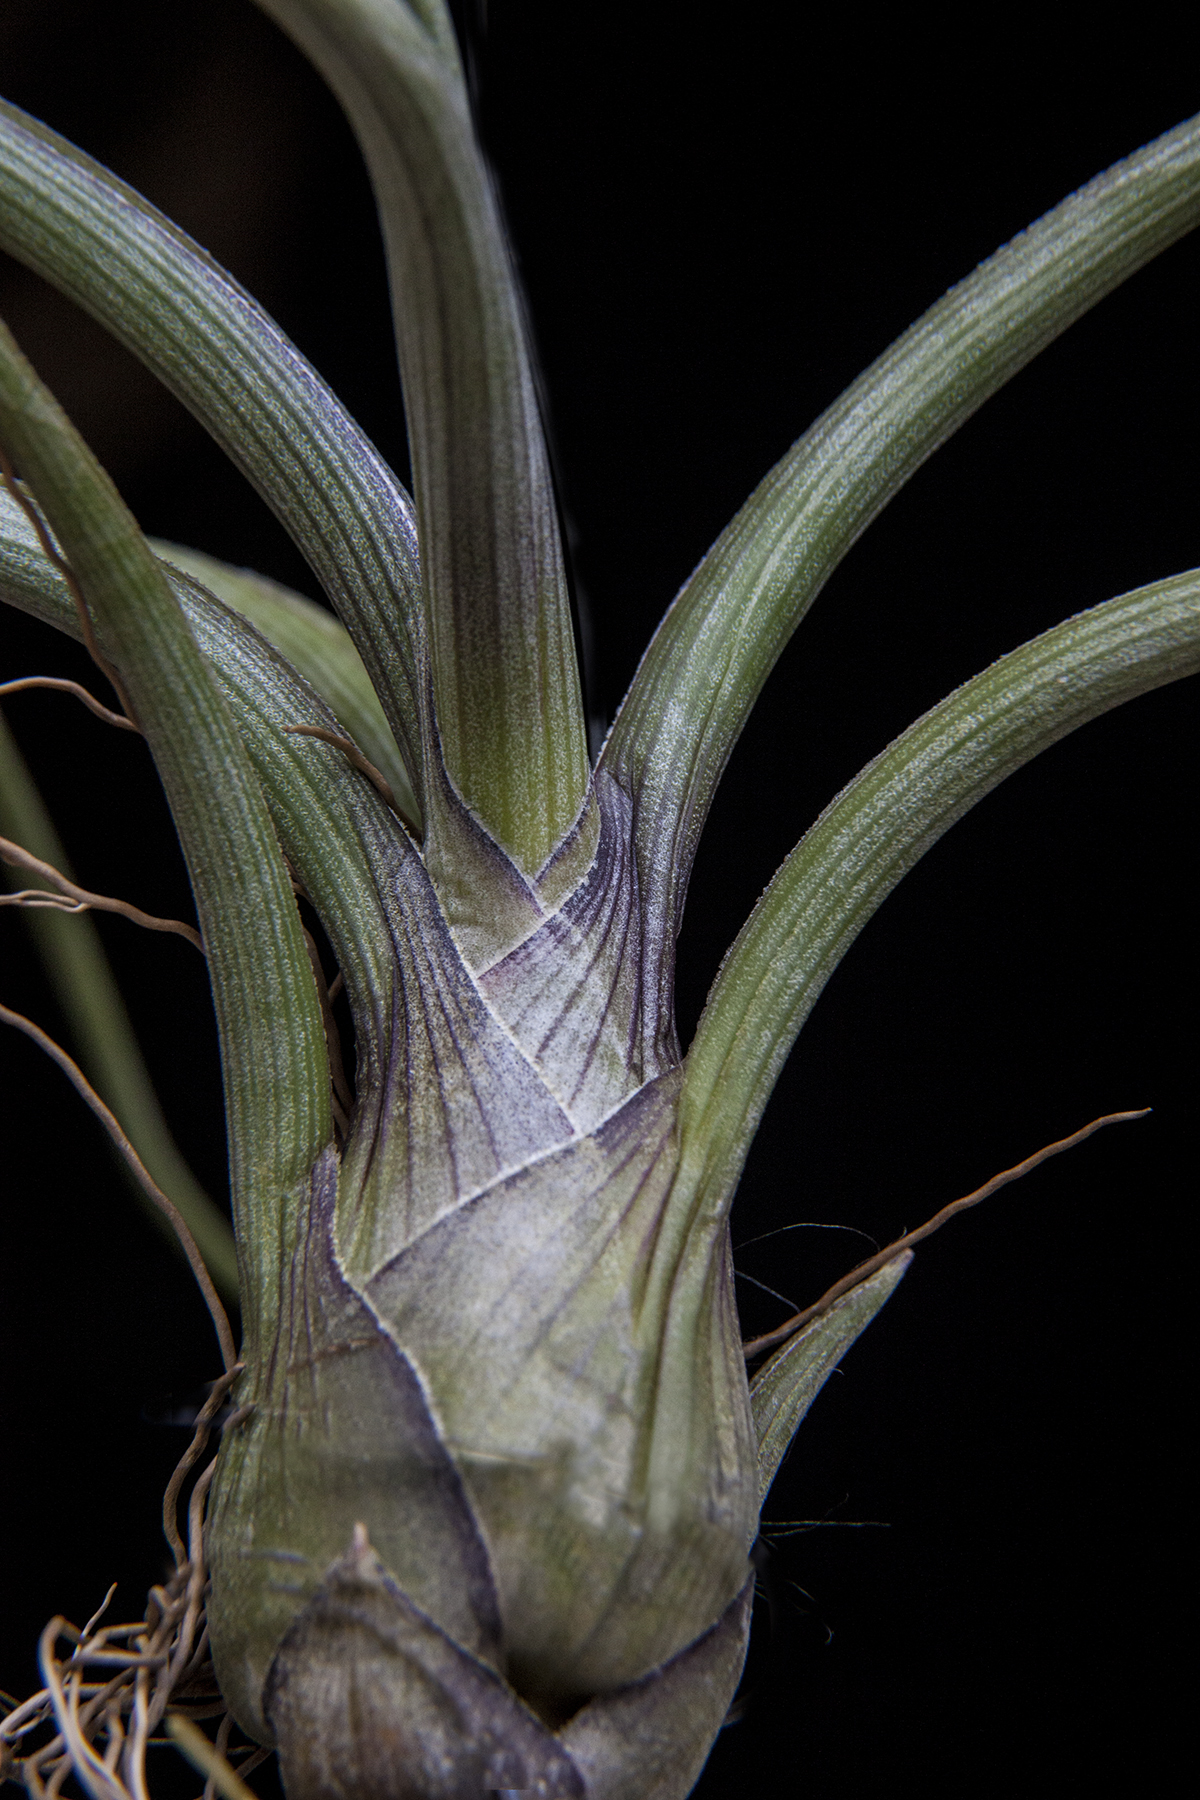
xmin=0 ymin=457 xmax=757 ymax=1736
xmin=254 ymin=0 xmax=590 ymax=875
xmin=751 ymin=1256 xmax=911 ymax=1507
xmin=602 ymin=112 xmax=1200 ymax=1044
xmin=147 ymin=541 xmax=420 ymax=832
xmin=3 ymin=487 xmax=599 ymax=1352
xmin=0 ymin=315 xmax=332 ymax=1358
xmin=0 ymin=706 xmax=239 ymax=1300
xmin=0 ymin=96 xmax=427 ymax=807
xmin=678 ymin=571 xmax=1200 ymax=1222
xmin=1 ymin=485 xmax=409 ymax=1150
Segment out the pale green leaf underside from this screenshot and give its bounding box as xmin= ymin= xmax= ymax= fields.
xmin=679 ymin=570 xmax=1200 ymax=1219
xmin=603 ymin=112 xmax=1200 ymax=1045
xmin=255 ymin=0 xmax=589 ymax=874
xmin=751 ymin=1255 xmax=911 ymax=1506
xmin=0 ymin=707 xmax=238 ymax=1299
xmin=147 ymin=541 xmax=420 ymax=830
xmin=0 ymin=319 xmax=332 ymax=1350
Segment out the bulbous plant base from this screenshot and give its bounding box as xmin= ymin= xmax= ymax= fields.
xmin=265 ymin=1528 xmax=753 ymax=1800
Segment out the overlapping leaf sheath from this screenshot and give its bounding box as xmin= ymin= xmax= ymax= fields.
xmin=0 ymin=492 xmax=759 ymax=1788
xmin=205 ymin=768 xmax=758 ymax=1747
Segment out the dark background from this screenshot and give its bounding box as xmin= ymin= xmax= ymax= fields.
xmin=0 ymin=6 xmax=1195 ymax=1796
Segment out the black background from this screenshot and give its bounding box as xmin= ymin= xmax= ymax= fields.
xmin=0 ymin=7 xmax=1195 ymax=1797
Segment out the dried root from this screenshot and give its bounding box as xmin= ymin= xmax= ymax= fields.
xmin=0 ymin=678 xmax=139 ymax=733
xmin=281 ymin=723 xmax=421 ymax=840
xmin=0 ymin=1368 xmax=268 ymax=1800
xmin=0 ymin=835 xmax=203 ymax=950
xmin=741 ymin=1107 xmax=1150 ymax=1359
xmin=0 ymin=1004 xmax=235 ymax=1373
xmin=0 ymin=450 xmax=138 ymax=730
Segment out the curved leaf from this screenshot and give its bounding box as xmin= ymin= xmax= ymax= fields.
xmin=147 ymin=541 xmax=420 ymax=831
xmin=0 ymin=96 xmax=427 ymax=806
xmin=1 ymin=486 xmax=408 ymax=1117
xmin=678 ymin=571 xmax=1200 ymax=1222
xmin=751 ymin=1255 xmax=911 ymax=1506
xmin=0 ymin=315 xmax=332 ymax=1357
xmin=602 ymin=113 xmax=1200 ymax=1057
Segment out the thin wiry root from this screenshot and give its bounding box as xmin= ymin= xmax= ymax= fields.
xmin=741 ymin=1107 xmax=1151 ymax=1359
xmin=0 ymin=835 xmax=203 ymax=950
xmin=0 ymin=1003 xmax=235 ymax=1372
xmin=282 ymin=722 xmax=422 ymax=840
xmin=0 ymin=1368 xmax=267 ymax=1800
xmin=0 ymin=677 xmax=141 ymax=731
xmin=0 ymin=450 xmax=139 ymax=730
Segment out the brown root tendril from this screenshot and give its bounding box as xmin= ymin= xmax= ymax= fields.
xmin=0 ymin=835 xmax=203 ymax=950
xmin=0 ymin=1003 xmax=235 ymax=1371
xmin=742 ymin=1108 xmax=1151 ymax=1360
xmin=282 ymin=722 xmax=422 ymax=839
xmin=0 ymin=676 xmax=141 ymax=731
xmin=0 ymin=1366 xmax=268 ymax=1800
xmin=0 ymin=447 xmax=140 ymax=730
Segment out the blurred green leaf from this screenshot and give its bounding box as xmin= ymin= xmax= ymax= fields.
xmin=0 ymin=705 xmax=238 ymax=1298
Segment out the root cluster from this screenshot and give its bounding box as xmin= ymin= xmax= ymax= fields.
xmin=0 ymin=1368 xmax=266 ymax=1800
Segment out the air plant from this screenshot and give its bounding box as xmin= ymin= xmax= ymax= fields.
xmin=0 ymin=5 xmax=1196 ymax=1797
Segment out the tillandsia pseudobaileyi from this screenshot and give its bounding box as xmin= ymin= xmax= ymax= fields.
xmin=0 ymin=6 xmax=1197 ymax=1797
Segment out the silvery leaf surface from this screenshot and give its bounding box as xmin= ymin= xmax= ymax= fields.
xmin=263 ymin=1538 xmax=753 ymax=1800
xmin=473 ymin=768 xmax=678 ymax=1132
xmin=0 ymin=492 xmax=750 ymax=1750
xmin=361 ymin=1070 xmax=756 ymax=1715
xmin=264 ymin=1530 xmax=583 ymax=1800
xmin=558 ymin=1578 xmax=753 ymax=1800
xmin=208 ymin=1041 xmax=756 ymax=1739
xmin=207 ymin=1149 xmax=507 ymax=1743
xmin=0 ymin=507 xmax=758 ymax=1738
